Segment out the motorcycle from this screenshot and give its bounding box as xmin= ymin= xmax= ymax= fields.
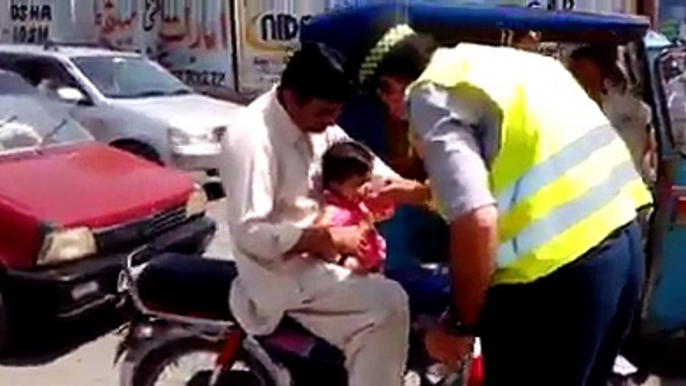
xmin=115 ymin=246 xmax=479 ymax=386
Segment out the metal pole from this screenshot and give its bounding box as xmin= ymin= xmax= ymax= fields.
xmin=637 ymin=0 xmax=657 ymax=27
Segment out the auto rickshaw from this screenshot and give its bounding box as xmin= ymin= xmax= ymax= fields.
xmin=301 ymin=1 xmax=686 ymax=380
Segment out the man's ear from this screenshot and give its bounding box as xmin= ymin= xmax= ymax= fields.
xmin=283 ymin=88 xmax=312 ymax=107
xmin=280 ymin=88 xmax=297 ymax=108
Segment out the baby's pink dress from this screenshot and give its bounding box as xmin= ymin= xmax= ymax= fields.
xmin=322 ymin=192 xmax=390 ymax=271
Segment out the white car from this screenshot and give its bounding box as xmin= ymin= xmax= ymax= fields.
xmin=0 ymin=43 xmax=243 ymax=182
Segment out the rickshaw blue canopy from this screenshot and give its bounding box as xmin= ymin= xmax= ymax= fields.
xmin=301 ymin=2 xmax=651 ymax=55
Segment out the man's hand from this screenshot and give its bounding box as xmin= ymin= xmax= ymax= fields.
xmin=294 ymin=225 xmax=370 ymax=263
xmin=424 ymin=326 xmax=473 ymax=366
xmin=342 ymin=256 xmax=369 ymax=274
xmin=370 ymin=178 xmax=430 ymax=206
xmin=329 ymin=225 xmax=370 ymax=256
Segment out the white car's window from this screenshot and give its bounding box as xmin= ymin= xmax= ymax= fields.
xmin=8 ymin=57 xmax=81 ymax=96
xmin=72 ymin=56 xmax=192 ymax=99
xmin=0 ymin=71 xmax=40 ymax=96
xmin=0 ymin=96 xmax=92 ymax=152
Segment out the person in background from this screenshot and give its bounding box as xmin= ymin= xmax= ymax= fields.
xmin=510 ymin=30 xmax=542 ymax=51
xmin=665 ymin=60 xmax=686 ymax=154
xmin=568 ymin=44 xmax=656 ymax=184
xmin=348 ymin=23 xmax=651 ymax=386
xmin=35 ymin=77 xmax=63 ymax=100
xmin=219 ymin=41 xmax=430 ymax=386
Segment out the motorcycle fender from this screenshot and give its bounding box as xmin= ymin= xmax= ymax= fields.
xmin=118 ymin=322 xmax=202 ymax=386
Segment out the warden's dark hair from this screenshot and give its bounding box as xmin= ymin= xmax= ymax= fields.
xmin=280 ymin=41 xmax=357 ymax=103
xmin=321 ymin=141 xmax=374 ymax=190
xmin=368 ymin=33 xmax=438 ymax=90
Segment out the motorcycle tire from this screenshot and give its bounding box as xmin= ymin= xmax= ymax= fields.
xmin=131 ymin=336 xmax=275 ymax=386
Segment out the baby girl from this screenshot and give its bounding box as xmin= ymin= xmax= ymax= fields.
xmin=317 ymin=140 xmax=395 ymax=273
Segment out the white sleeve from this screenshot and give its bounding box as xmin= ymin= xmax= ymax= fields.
xmin=219 ymin=124 xmax=303 ymax=262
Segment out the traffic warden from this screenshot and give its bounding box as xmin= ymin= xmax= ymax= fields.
xmin=344 ymin=24 xmax=652 ymax=386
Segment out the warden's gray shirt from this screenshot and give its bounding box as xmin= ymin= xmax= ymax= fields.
xmin=407 ymin=83 xmax=502 ymax=221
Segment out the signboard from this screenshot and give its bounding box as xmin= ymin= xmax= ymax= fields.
xmin=95 ymin=0 xmax=236 ymax=88
xmin=0 ymin=0 xmax=58 ymax=44
xmin=233 ymin=0 xmax=332 ymax=95
xmin=0 ymin=0 xmax=100 ymax=44
xmin=7 ymin=0 xmax=52 ymax=43
xmin=154 ymin=0 xmax=235 ymax=88
xmin=95 ymin=0 xmax=159 ymax=55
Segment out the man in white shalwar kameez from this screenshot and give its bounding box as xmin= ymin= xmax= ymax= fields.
xmin=219 ymin=42 xmax=431 ymax=386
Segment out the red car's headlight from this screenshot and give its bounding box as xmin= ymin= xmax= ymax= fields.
xmin=38 ymin=227 xmax=97 ymax=265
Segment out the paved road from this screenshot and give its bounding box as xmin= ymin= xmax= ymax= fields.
xmin=0 ymin=199 xmax=684 ymax=386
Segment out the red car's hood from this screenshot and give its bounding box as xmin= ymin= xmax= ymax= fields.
xmin=0 ymin=143 xmax=193 ymax=229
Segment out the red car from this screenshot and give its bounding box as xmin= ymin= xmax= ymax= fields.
xmin=0 ymin=71 xmax=216 ymax=351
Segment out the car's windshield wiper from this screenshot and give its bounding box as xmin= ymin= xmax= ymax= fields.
xmin=121 ymin=88 xmax=192 ymax=98
xmin=125 ymin=90 xmax=167 ymax=98
xmin=39 ymin=118 xmax=68 ymax=147
xmin=170 ymin=88 xmax=192 ymax=95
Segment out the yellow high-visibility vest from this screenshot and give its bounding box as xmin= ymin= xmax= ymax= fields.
xmin=408 ymin=44 xmax=652 ymax=285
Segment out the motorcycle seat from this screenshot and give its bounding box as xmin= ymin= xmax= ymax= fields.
xmin=136 ymin=253 xmax=236 ymax=321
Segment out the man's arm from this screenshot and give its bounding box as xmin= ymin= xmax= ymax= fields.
xmin=408 ymin=83 xmax=500 ymax=328
xmin=219 ymin=123 xmax=332 ymax=261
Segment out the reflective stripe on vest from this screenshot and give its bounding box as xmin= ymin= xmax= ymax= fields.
xmin=496 ymin=124 xmax=616 ymax=213
xmin=498 ymin=158 xmax=636 ymax=267
xmin=495 ymin=124 xmax=634 ymax=267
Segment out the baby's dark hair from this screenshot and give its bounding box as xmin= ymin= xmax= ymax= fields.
xmin=321 ymin=141 xmax=374 ymax=190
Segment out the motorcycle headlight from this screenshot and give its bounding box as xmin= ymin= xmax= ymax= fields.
xmin=186 ymin=184 xmax=208 ymax=217
xmin=38 ymin=227 xmax=97 ymax=266
xmin=168 ymin=127 xmax=216 ymax=147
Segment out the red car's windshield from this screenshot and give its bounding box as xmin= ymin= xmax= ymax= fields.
xmin=0 ymin=95 xmax=92 ymax=152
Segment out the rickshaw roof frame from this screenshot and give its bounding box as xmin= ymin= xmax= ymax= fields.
xmin=644 ymin=30 xmax=674 ymax=50
xmin=301 ymin=2 xmax=652 ymax=55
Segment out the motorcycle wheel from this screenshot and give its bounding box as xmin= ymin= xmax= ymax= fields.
xmin=131 ymin=337 xmax=275 ymax=386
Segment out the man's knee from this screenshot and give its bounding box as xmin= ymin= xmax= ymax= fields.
xmin=369 ymin=278 xmax=410 ymax=327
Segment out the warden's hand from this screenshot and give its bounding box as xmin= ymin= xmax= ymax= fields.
xmin=424 ymin=326 xmax=473 ymax=367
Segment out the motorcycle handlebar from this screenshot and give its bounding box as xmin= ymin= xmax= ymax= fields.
xmin=121 ymin=244 xmax=157 ymax=314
